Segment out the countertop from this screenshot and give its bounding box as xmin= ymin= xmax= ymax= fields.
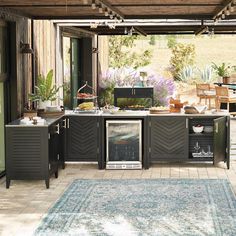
xmin=6 ymin=110 xmax=229 ymax=127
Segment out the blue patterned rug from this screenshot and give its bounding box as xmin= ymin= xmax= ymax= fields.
xmin=34 ymin=179 xmax=236 ymax=236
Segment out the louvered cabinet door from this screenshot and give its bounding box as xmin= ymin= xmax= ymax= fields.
xmin=6 ymin=127 xmax=48 ymax=183
xmin=66 ymin=116 xmax=99 ymax=161
xmin=150 ymin=117 xmax=188 ymax=161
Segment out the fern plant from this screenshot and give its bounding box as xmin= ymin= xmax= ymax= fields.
xmin=212 ymin=62 xmax=230 ymax=77
xmin=29 ymin=70 xmax=62 ymax=102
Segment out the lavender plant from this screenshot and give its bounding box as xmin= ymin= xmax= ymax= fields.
xmin=99 ymin=68 xmax=175 ymax=107
xmin=148 ymin=74 xmax=175 ymax=106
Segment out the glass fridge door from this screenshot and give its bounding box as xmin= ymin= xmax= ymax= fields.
xmin=106 ymin=120 xmax=142 ymax=169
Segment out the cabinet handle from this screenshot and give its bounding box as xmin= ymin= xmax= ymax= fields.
xmin=62 ymin=119 xmax=67 ymax=129
xmin=186 ymin=118 xmax=188 ymax=129
xmin=215 ymin=123 xmax=218 ymax=133
xmin=55 ymin=124 xmax=60 ymax=134
xmin=67 ymin=118 xmax=70 ymax=128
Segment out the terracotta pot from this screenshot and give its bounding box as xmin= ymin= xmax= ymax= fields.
xmin=223 ymin=76 xmax=230 ymax=84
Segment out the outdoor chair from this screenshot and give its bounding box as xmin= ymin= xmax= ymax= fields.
xmin=215 ymin=86 xmax=236 ymax=114
xmin=196 ymin=84 xmax=216 ymax=109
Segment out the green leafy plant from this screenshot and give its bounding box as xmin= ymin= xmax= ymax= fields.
xmin=170 ymin=43 xmax=195 ymax=80
xmin=29 ymin=69 xmax=62 ymax=102
xmin=149 ymin=35 xmax=156 ymax=45
xmin=109 ymin=35 xmax=152 ymax=69
xmin=212 ymin=62 xmax=230 ymax=77
xmin=167 ymin=35 xmax=177 ymax=49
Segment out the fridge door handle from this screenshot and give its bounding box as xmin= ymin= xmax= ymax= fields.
xmin=62 ymin=119 xmax=67 ymax=129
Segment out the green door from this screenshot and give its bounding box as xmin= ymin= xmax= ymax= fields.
xmin=71 ymin=38 xmax=81 ymax=109
xmin=0 ymin=82 xmax=5 ymax=174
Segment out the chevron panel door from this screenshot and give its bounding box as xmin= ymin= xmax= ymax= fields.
xmin=150 ymin=117 xmax=188 ymax=161
xmin=66 ymin=116 xmax=98 ymax=161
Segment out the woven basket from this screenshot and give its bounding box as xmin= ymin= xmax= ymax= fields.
xmin=37 ymin=110 xmax=64 ymax=118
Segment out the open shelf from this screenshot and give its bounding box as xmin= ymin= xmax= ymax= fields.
xmin=189 ymin=133 xmax=213 ymax=137
xmin=188 ymin=157 xmax=213 ymax=161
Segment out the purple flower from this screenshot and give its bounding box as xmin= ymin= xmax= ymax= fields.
xmin=148 ymin=74 xmax=175 ymax=106
xmin=99 ymin=68 xmax=175 ymax=107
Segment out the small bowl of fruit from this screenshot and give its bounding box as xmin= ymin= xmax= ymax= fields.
xmin=193 ymin=124 xmax=204 ymax=133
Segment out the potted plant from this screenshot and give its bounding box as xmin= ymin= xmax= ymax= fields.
xmin=29 ymin=69 xmax=62 ymax=109
xmin=212 ymin=62 xmax=230 ymax=83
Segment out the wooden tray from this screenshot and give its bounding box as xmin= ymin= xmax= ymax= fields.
xmin=38 ymin=110 xmax=64 ymax=118
xmin=149 ymin=110 xmax=170 ymax=114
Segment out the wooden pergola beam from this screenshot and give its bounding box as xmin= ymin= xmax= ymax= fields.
xmin=212 ymin=0 xmax=234 ymax=19
xmin=133 ymin=26 xmax=147 ymax=36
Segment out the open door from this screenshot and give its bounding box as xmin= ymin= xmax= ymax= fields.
xmin=213 ymin=117 xmax=227 ymax=166
xmin=71 ymin=38 xmax=81 ymax=109
xmin=62 ymin=37 xmax=81 ymax=109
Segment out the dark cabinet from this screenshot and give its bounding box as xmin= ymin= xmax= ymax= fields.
xmin=188 ymin=116 xmax=230 ymax=169
xmin=57 ymin=118 xmax=66 ymax=169
xmin=114 ymin=87 xmax=154 ymax=107
xmin=5 ymin=119 xmax=65 ymax=188
xmin=48 ymin=118 xmax=66 ymax=177
xmin=148 ymin=115 xmax=230 ymax=169
xmin=65 ymin=116 xmax=100 ymax=162
xmin=149 ymin=116 xmax=188 ymax=162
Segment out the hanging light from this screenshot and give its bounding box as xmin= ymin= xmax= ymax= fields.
xmin=91 ymin=0 xmax=96 ymax=9
xmin=221 ymin=12 xmax=225 ymax=19
xmin=104 ymin=8 xmax=109 ymax=16
xmin=109 ymin=12 xmax=114 ymax=19
xmin=230 ymin=4 xmax=235 ymax=12
xmin=226 ymin=6 xmax=230 ymax=15
xmin=20 ymin=41 xmax=34 ymax=54
xmin=98 ymin=4 xmax=103 ymax=13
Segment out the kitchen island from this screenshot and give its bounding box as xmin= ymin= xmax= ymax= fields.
xmin=5 ymin=110 xmax=230 ymax=188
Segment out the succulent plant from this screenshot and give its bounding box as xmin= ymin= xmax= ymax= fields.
xmin=198 ymin=66 xmax=213 ymax=82
xmin=177 ymin=65 xmax=194 ymax=82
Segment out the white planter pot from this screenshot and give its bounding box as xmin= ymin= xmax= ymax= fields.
xmin=38 ymin=100 xmax=51 ymax=110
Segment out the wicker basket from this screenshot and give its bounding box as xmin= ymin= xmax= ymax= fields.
xmin=37 ymin=110 xmax=64 ymax=118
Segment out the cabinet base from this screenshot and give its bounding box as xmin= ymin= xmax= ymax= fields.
xmin=106 ymin=161 xmax=142 ymax=169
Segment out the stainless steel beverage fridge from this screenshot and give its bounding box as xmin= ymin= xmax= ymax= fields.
xmin=106 ymin=120 xmax=142 ymax=169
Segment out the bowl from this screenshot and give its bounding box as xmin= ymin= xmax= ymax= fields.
xmin=109 ymin=107 xmax=120 ymax=114
xmin=101 ymin=106 xmax=120 ymax=114
xmin=46 ymin=105 xmax=59 ymax=112
xmin=194 ymin=105 xmax=207 ymax=113
xmin=204 ymin=126 xmax=213 ymax=133
xmin=193 ymin=125 xmax=204 ymax=133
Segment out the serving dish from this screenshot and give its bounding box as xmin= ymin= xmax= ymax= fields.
xmin=192 ymin=125 xmax=204 ymax=133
